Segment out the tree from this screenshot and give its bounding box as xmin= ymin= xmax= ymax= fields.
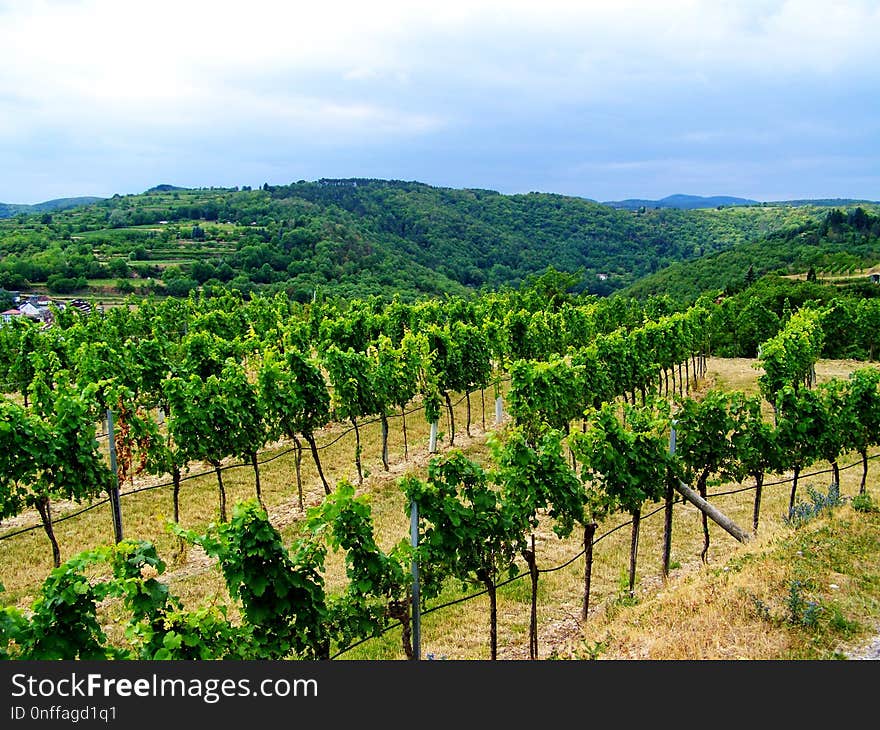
xmin=493 ymin=427 xmax=587 ymax=658
xmin=855 ymin=299 xmax=880 ymax=361
xmin=107 ymin=258 xmax=131 ymax=279
xmin=674 ymin=390 xmax=741 ymax=563
xmin=774 ymin=385 xmax=826 ymax=517
xmin=400 ymin=450 xmax=524 ymax=660
xmin=571 ymin=400 xmax=672 ymax=597
xmin=735 ymin=298 xmax=780 ymax=358
xmin=842 ymin=368 xmax=880 ymax=494
xmin=519 ymin=266 xmax=583 ymax=308
xmin=323 ymin=346 xmax=384 ymax=486
xmin=729 ymin=392 xmax=780 ymax=531
xmin=164 ymin=277 xmax=199 ymax=297
xmin=306 ymin=481 xmax=412 ymax=658
xmin=258 ymin=346 xmax=333 ymax=498
xmin=820 ymin=301 xmax=859 ymax=360
xmin=10 ymin=373 xmax=113 ymax=566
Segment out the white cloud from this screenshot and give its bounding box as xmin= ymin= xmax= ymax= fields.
xmin=5 ymin=1 xmax=878 ymax=112
xmin=1 ymin=0 xmax=879 ymax=201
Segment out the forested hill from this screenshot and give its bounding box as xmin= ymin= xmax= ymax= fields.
xmin=262 ymin=180 xmax=818 ymax=295
xmin=622 ymin=205 xmax=880 ymax=303
xmin=0 ymin=178 xmax=836 ymax=302
xmin=0 ymin=196 xmax=104 ymax=219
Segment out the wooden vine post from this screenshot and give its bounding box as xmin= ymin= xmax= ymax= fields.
xmin=105 ymin=408 xmax=124 ymax=544
xmin=662 ymin=420 xmax=676 ymax=580
xmin=410 ymin=498 xmax=421 ymax=660
xmin=583 ymin=522 xmax=597 ymax=620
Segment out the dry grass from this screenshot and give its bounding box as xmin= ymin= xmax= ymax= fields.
xmin=565 ymin=504 xmax=880 ymax=660
xmin=3 ymin=359 xmax=880 ymax=660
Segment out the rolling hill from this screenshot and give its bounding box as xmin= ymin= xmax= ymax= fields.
xmin=0 ymin=196 xmax=105 ymax=219
xmin=0 ymin=179 xmax=870 ymax=304
xmin=622 ymin=205 xmax=880 ymax=302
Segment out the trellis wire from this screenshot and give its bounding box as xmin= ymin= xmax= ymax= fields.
xmin=329 ymin=454 xmax=871 ymax=659
xmin=2 ymin=380 xmax=874 ymax=661
xmin=0 ymin=382 xmax=508 ymax=541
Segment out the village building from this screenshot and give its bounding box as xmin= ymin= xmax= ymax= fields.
xmin=68 ymin=299 xmax=93 ymax=315
xmin=1 ymin=308 xmax=23 ymax=324
xmin=2 ymin=294 xmax=65 ymax=325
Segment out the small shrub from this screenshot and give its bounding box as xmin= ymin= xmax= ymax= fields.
xmin=612 ymin=569 xmax=639 ymax=608
xmin=749 ymin=594 xmax=773 ymax=623
xmin=786 ymin=580 xmax=822 ymax=628
xmin=787 ymin=482 xmax=844 ymax=526
xmin=550 ymin=636 xmax=610 ymax=660
xmin=852 ymin=493 xmax=877 ymax=513
xmin=826 ymin=605 xmax=859 ymax=636
xmin=577 ymin=638 xmax=609 ymax=660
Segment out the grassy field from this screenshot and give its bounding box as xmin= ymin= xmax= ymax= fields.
xmin=2 ymin=357 xmax=879 ymax=660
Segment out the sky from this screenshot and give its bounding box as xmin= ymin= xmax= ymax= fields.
xmin=2 ymin=0 xmax=880 ymax=205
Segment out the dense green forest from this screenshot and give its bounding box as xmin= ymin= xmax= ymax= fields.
xmin=624 ymin=206 xmax=880 ymax=303
xmin=0 ymin=179 xmax=830 ymax=304
xmin=0 ymin=196 xmax=104 ymax=220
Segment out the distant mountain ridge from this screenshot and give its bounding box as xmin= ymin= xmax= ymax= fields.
xmin=0 ymin=177 xmax=828 ymax=301
xmin=603 ymin=194 xmax=760 ymax=210
xmin=0 ymin=196 xmax=105 ymax=219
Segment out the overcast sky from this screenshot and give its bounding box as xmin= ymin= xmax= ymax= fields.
xmin=2 ymin=0 xmax=879 ymax=204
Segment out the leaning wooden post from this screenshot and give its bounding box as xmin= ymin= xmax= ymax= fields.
xmin=673 ymin=479 xmax=752 ymax=544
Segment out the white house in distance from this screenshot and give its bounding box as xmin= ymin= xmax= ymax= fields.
xmin=1 ymin=308 xmax=23 ymax=324
xmin=18 ymin=301 xmax=44 ymax=319
xmin=0 ymin=293 xmax=64 ymax=326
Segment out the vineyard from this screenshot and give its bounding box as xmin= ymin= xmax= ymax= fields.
xmin=2 ymin=281 xmax=880 ymax=660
